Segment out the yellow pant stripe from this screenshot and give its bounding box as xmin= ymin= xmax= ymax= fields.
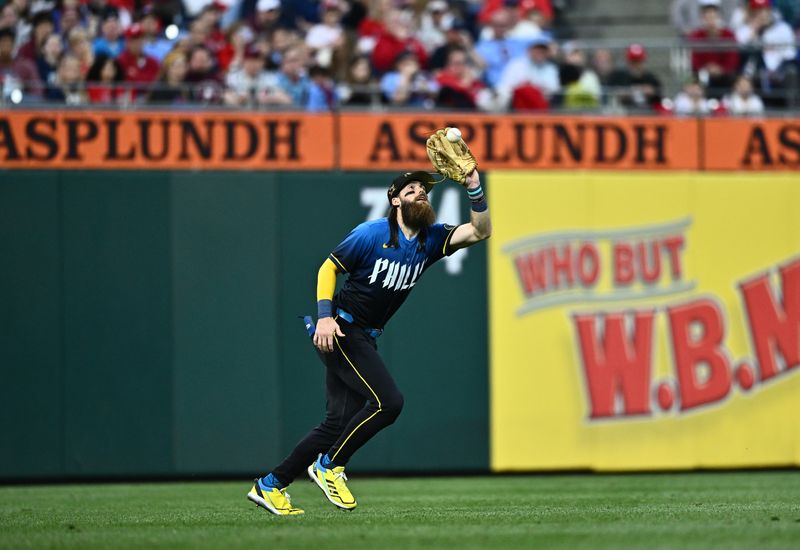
xmin=331 ymin=335 xmax=382 ymax=462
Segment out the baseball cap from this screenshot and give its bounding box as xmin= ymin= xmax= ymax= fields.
xmin=528 ymin=32 xmax=552 ymax=48
xmin=626 ymin=43 xmax=647 ymax=62
xmin=257 ymin=0 xmax=280 ymax=11
xmin=749 ymin=0 xmax=769 ymax=9
xmin=125 ymin=23 xmax=144 ymax=39
xmin=387 ymin=171 xmax=435 ymax=203
xmin=699 ymin=0 xmax=721 ymax=7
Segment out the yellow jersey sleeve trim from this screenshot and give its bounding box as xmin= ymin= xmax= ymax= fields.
xmin=329 ymin=253 xmax=348 ymax=273
xmin=317 ymin=258 xmax=339 ymax=302
xmin=442 ymin=225 xmax=458 ymax=256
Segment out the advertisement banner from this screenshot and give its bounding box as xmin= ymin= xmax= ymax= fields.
xmin=338 ymin=113 xmax=700 ymax=171
xmin=0 ymin=112 xmax=334 ymax=169
xmin=703 ymin=118 xmax=800 ymax=170
xmin=489 ymin=171 xmax=800 ymax=471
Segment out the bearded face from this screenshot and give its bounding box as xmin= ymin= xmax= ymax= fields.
xmin=400 ymin=196 xmax=436 ymax=231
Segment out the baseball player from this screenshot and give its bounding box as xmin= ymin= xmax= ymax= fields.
xmin=248 ymin=131 xmax=489 ymax=516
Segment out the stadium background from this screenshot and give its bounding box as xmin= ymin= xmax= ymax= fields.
xmin=1 ymin=0 xmax=799 ymax=483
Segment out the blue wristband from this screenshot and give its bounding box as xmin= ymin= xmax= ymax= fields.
xmin=318 ymin=299 xmax=332 ymax=319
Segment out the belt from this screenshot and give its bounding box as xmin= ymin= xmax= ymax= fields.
xmin=337 ymin=308 xmax=383 ymax=339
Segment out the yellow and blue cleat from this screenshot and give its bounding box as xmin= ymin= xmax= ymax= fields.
xmin=307 ymin=454 xmax=357 ymax=510
xmin=247 ymin=478 xmax=304 ymax=516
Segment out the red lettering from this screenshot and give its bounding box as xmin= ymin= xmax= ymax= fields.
xmin=577 ymin=242 xmax=600 ymax=286
xmin=575 ymin=311 xmax=654 ymax=418
xmin=613 ymin=243 xmax=635 ymax=285
xmin=668 ymin=299 xmax=731 ymax=410
xmin=663 ymin=236 xmax=684 ymax=279
xmin=514 ymin=252 xmax=546 ymax=296
xmin=638 ymin=241 xmax=661 ymax=283
xmin=550 ymin=244 xmax=573 ymax=289
xmin=739 ymin=259 xmax=800 ymax=381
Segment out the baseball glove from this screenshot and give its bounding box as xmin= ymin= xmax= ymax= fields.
xmin=425 ymin=128 xmax=477 ymax=185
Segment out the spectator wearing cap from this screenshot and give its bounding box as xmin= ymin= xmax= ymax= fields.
xmin=671 ymin=0 xmax=739 ymax=36
xmin=496 ymin=33 xmax=560 ymax=108
xmin=380 ymin=50 xmax=438 ymax=108
xmin=735 ymin=0 xmax=798 ymax=107
xmin=16 ymin=10 xmax=54 ymax=62
xmin=607 ymin=43 xmax=663 ymax=109
xmin=305 ymin=0 xmax=345 ymax=69
xmin=371 ymin=8 xmax=428 ymax=74
xmin=475 ymin=7 xmax=528 ymax=87
xmin=1 ymin=26 xmax=43 ymax=100
xmin=417 ymin=0 xmax=453 ymax=53
xmin=224 ymin=43 xmax=286 ymax=106
xmin=687 ymin=0 xmax=739 ymax=98
xmin=435 ymin=46 xmax=488 ymax=110
xmin=117 ymin=23 xmax=160 ymax=97
xmin=722 ymin=74 xmax=765 ymax=114
xmin=93 ymin=10 xmax=125 ymax=58
xmin=250 ymin=0 xmax=284 ymax=36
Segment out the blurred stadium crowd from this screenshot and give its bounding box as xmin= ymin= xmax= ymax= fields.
xmin=0 ymin=0 xmax=798 ymax=112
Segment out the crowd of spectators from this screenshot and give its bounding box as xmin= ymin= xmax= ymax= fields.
xmin=672 ymin=0 xmax=798 ymax=111
xmin=0 ymin=0 xmax=797 ymax=111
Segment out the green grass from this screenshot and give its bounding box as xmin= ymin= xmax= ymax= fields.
xmin=1 ymin=472 xmax=799 ymax=549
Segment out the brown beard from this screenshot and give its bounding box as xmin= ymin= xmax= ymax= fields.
xmin=401 ymin=199 xmax=436 ymax=231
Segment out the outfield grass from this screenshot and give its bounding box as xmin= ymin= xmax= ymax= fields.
xmin=1 ymin=472 xmax=798 ymax=549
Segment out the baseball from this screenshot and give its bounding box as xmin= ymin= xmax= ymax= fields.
xmin=446 ymin=127 xmax=462 ymax=143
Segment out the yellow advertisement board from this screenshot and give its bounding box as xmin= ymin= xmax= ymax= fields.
xmin=489 ymin=172 xmax=800 ymax=471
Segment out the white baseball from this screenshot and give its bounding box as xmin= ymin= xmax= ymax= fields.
xmin=446 ymin=127 xmax=462 ymax=143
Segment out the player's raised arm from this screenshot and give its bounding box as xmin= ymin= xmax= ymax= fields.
xmin=425 ymin=128 xmax=491 ymax=251
xmin=448 ymin=169 xmax=491 ymax=251
xmin=313 ymin=258 xmax=344 ymax=353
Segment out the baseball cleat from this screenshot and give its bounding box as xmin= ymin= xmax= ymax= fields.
xmin=307 ymin=454 xmax=357 ymax=510
xmin=247 ymin=478 xmax=304 ymax=516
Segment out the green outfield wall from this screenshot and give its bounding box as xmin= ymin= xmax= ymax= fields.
xmin=0 ymin=171 xmax=488 ymax=480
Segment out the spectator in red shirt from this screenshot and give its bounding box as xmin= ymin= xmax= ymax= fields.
xmin=117 ymin=23 xmax=160 ymax=97
xmin=86 ymin=53 xmax=127 ymax=104
xmin=371 ymin=9 xmax=428 ymax=74
xmin=435 ymin=47 xmax=486 ymax=110
xmin=688 ymin=0 xmax=739 ymax=98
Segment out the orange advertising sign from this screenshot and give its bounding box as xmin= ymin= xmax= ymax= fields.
xmin=703 ymin=118 xmax=800 ymax=170
xmin=0 ymin=111 xmax=334 ymax=170
xmin=1 ymin=111 xmax=798 ymax=171
xmin=338 ymin=113 xmax=700 ymax=171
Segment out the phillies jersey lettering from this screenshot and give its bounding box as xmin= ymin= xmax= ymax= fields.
xmin=329 ymin=218 xmax=457 ymax=329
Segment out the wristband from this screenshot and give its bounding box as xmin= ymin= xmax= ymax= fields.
xmin=467 ymin=184 xmax=487 ymax=212
xmin=318 ymin=299 xmax=332 ymax=319
xmin=471 ymin=198 xmax=488 ymax=212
